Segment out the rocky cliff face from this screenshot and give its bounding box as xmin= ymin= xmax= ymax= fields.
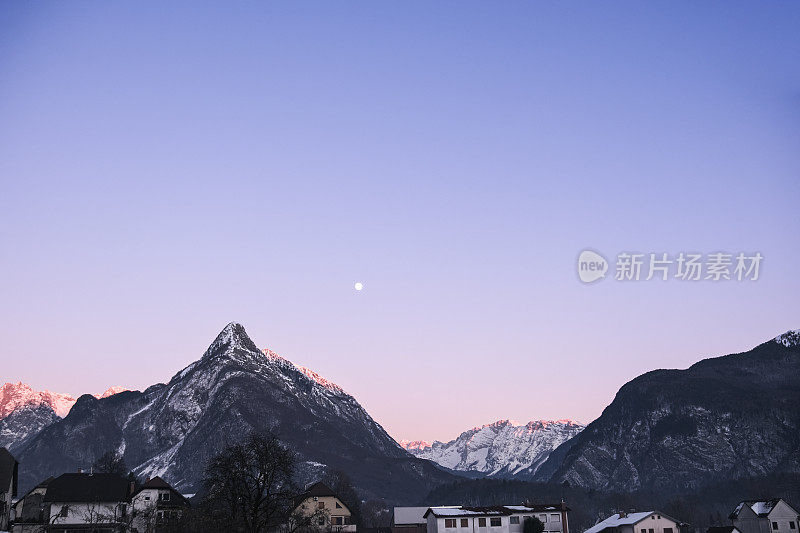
xmin=538 ymin=330 xmax=800 ymax=491
xmin=401 ymin=419 xmax=584 ymax=478
xmin=15 ymin=323 xmax=454 ymax=501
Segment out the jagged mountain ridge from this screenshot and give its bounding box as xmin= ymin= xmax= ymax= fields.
xmin=537 ymin=329 xmax=800 ymax=491
xmin=15 ymin=323 xmax=455 ymax=501
xmin=400 ymin=419 xmax=584 ymax=478
xmin=0 ymin=382 xmax=127 ymax=451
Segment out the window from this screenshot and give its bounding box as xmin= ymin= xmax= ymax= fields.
xmin=773 ymin=523 xmax=779 ymax=530
xmin=160 ymin=492 xmax=171 ymax=502
xmin=120 ymin=504 xmax=127 ymax=517
xmin=462 ymin=519 xmax=470 ymax=527
xmin=511 ymin=517 xmax=520 ymax=525
xmin=334 ymin=517 xmax=344 ymax=525
xmin=479 ymin=518 xmax=487 ymax=527
xmin=336 ymin=502 xmax=343 ymax=509
xmin=540 ymin=515 xmax=548 ymax=522
xmin=319 ymin=502 xmax=326 ymax=509
xmin=649 ymin=529 xmax=654 ymax=533
xmin=642 ymin=529 xmax=647 ymax=533
xmin=491 ymin=518 xmax=502 ymax=527
xmin=144 ymin=496 xmax=151 ymax=501
xmin=664 ymin=528 xmax=673 ymax=533
xmin=551 ymin=515 xmax=560 ymax=522
xmin=657 ymin=516 xmax=661 ymax=519
xmin=446 ymin=519 xmax=457 ymax=528
xmin=790 ymin=522 xmax=796 ymax=530
xmin=652 ymin=517 xmax=656 ymax=520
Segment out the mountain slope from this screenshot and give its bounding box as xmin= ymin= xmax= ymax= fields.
xmin=537 ymin=329 xmax=800 ymax=491
xmin=16 ymin=323 xmax=454 ymax=501
xmin=401 ymin=419 xmax=584 ymax=478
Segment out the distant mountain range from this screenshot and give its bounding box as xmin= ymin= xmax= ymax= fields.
xmin=0 ymin=382 xmax=126 ymax=452
xmin=10 ymin=323 xmax=454 ymax=502
xmin=536 ymin=329 xmax=800 ymax=490
xmin=3 ymin=324 xmax=799 ymax=502
xmin=400 ymin=419 xmax=584 ymax=478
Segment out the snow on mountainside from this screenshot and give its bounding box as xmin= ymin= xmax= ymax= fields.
xmin=0 ymin=383 xmax=129 ymax=452
xmin=15 ymin=322 xmax=455 ymax=501
xmin=0 ymin=383 xmax=129 ymax=421
xmin=538 ymin=328 xmax=800 ymax=490
xmin=0 ymin=382 xmax=77 ymax=418
xmin=401 ymin=419 xmax=584 ymax=477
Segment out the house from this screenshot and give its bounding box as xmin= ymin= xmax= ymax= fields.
xmin=424 ymin=504 xmax=571 ymax=533
xmin=730 ymin=499 xmax=800 ymax=533
xmin=393 ymin=507 xmax=431 ymax=533
xmin=42 ymin=472 xmax=134 ymax=532
xmin=290 ymin=481 xmax=356 ymax=532
xmin=0 ymin=447 xmax=19 ymax=531
xmin=131 ymin=476 xmax=190 ymax=532
xmin=583 ymin=511 xmax=683 ymax=533
xmin=11 ymin=476 xmax=53 ymax=533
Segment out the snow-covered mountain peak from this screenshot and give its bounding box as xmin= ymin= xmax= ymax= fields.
xmin=0 ymin=382 xmax=77 ymax=418
xmin=399 ymin=439 xmax=432 ymax=452
xmin=774 ymin=329 xmax=800 ymax=348
xmin=96 ymin=386 xmax=128 ymax=398
xmin=402 ymin=418 xmax=585 ymax=477
xmin=203 ymin=321 xmax=261 ymax=359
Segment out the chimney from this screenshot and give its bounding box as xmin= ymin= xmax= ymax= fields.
xmin=129 ymin=481 xmax=136 ymax=495
xmin=619 ymin=511 xmax=627 ymax=519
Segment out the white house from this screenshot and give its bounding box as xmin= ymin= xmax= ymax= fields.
xmin=730 ymin=499 xmax=800 ymax=533
xmin=584 ymin=511 xmax=682 ymax=533
xmin=42 ymin=472 xmax=134 ymax=533
xmin=289 ymin=481 xmax=357 ymax=533
xmin=424 ymin=504 xmax=570 ymax=533
xmin=131 ymin=476 xmax=190 ymax=532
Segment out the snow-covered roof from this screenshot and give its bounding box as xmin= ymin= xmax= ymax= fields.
xmin=730 ymin=500 xmax=785 ymax=519
xmin=425 ymin=505 xmax=564 ymax=519
xmin=584 ymin=512 xmax=656 ymax=533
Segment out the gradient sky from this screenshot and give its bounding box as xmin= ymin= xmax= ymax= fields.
xmin=1 ymin=2 xmax=798 ymax=443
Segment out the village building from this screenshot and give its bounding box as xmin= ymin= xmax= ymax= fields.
xmin=583 ymin=511 xmax=682 ymax=533
xmin=730 ymin=499 xmax=800 ymax=533
xmin=42 ymin=472 xmax=134 ymax=532
xmin=131 ymin=476 xmax=190 ymax=532
xmin=424 ymin=504 xmax=570 ymax=533
xmin=290 ymin=481 xmax=357 ymax=532
xmin=0 ymin=447 xmax=19 ymax=531
xmin=11 ymin=476 xmax=53 ymax=533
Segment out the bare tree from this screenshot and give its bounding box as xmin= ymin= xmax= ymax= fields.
xmin=203 ymin=430 xmax=300 ymax=533
xmin=92 ymin=450 xmax=129 ymax=477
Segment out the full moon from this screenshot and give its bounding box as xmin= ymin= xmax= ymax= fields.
xmin=354 ymin=282 xmax=363 ymax=291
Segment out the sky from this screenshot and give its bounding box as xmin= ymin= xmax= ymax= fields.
xmin=1 ymin=2 xmax=799 ymax=443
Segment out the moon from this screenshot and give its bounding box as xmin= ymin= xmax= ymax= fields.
xmin=354 ymin=282 xmax=363 ymax=291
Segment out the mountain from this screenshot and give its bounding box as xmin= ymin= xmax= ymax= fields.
xmin=537 ymin=329 xmax=800 ymax=491
xmin=15 ymin=323 xmax=455 ymax=502
xmin=0 ymin=382 xmax=77 ymax=419
xmin=0 ymin=383 xmax=129 ymax=451
xmin=401 ymin=419 xmax=584 ymax=478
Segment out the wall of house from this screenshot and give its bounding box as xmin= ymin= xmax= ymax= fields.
xmin=47 ymin=501 xmax=126 ymax=525
xmin=633 ymin=514 xmax=680 ymax=533
xmin=296 ymin=495 xmax=355 ymax=531
xmin=735 ymin=502 xmax=800 ymax=533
